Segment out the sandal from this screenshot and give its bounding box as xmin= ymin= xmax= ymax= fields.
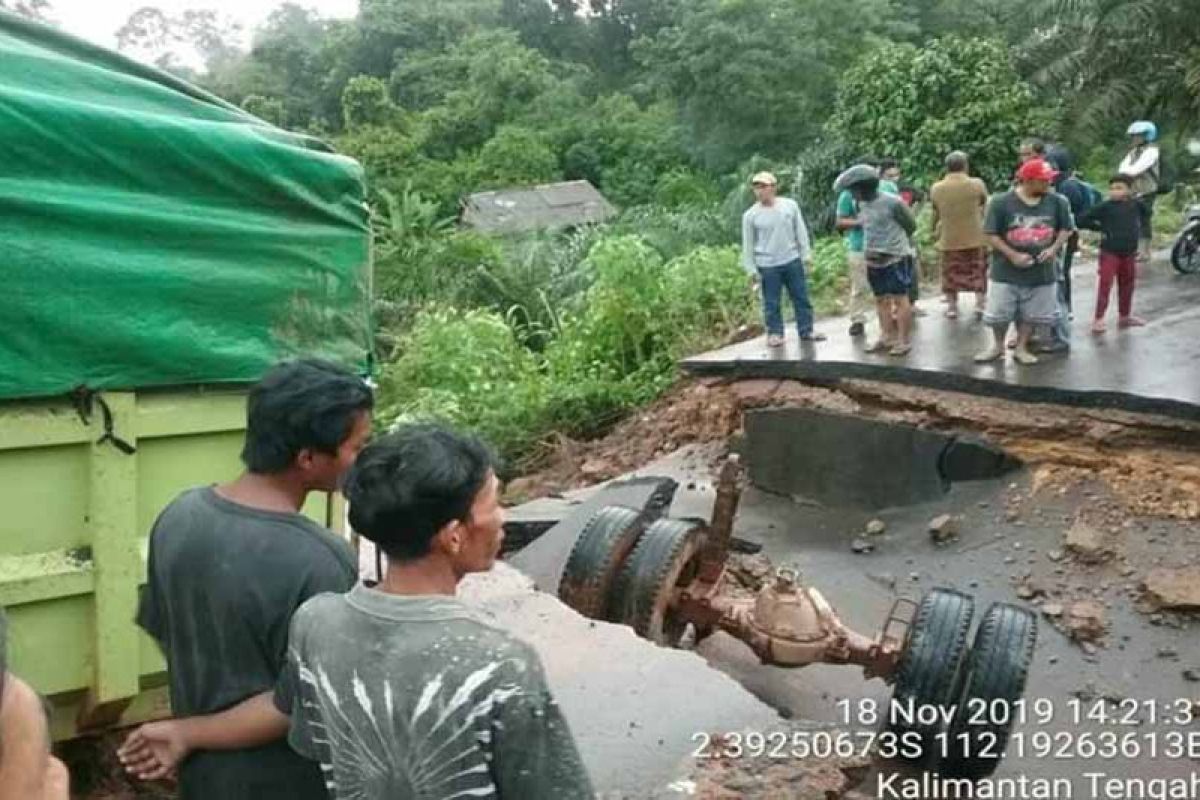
xmin=865 ymin=339 xmax=893 ymax=353
xmin=889 ymin=343 xmax=912 ymax=356
xmin=767 ymin=334 xmax=785 ymax=347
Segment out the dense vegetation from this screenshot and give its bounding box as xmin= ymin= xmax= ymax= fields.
xmin=10 ymin=0 xmax=1197 ymax=467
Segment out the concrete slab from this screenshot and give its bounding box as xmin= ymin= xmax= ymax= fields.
xmin=506 ymin=476 xmax=678 ymax=594
xmin=683 ymin=257 xmax=1200 ymax=420
xmin=459 ymin=563 xmax=782 ymax=797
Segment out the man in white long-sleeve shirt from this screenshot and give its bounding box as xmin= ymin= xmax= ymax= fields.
xmin=741 ymin=171 xmax=826 ymax=347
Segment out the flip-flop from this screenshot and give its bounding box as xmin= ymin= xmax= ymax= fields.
xmin=888 ymin=343 xmax=912 ymax=356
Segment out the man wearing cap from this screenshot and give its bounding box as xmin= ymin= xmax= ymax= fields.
xmin=742 ymin=171 xmax=825 ymax=346
xmin=975 ymin=158 xmax=1075 ymax=366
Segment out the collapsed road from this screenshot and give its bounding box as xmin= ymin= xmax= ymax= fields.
xmin=498 ymin=370 xmax=1200 ymax=798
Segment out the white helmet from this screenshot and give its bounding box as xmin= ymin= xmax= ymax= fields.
xmin=1127 ymin=120 xmax=1158 ymax=142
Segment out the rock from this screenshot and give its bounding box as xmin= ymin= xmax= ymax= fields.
xmin=850 ymin=538 xmax=875 ymax=554
xmin=1003 ymin=556 xmax=1015 ymax=564
xmin=866 ymin=519 xmax=887 ymax=536
xmin=1041 ymin=603 xmax=1065 ymax=617
xmin=1048 ymin=656 xmax=1059 ymax=665
xmin=1157 ymin=648 xmax=1179 ymax=660
xmin=1004 ymin=508 xmax=1020 ymax=523
xmin=910 ymin=572 xmax=920 ymax=582
xmin=1065 ymin=600 xmax=1108 ymax=643
xmin=1016 ymin=582 xmax=1045 ymax=601
xmin=1081 ymin=642 xmax=1098 ymax=656
xmin=868 ymin=572 xmax=897 ymax=591
xmin=1183 ymin=669 xmax=1200 ymax=683
xmin=928 ymin=514 xmax=958 ymax=543
xmin=1065 ymin=517 xmax=1112 ymax=563
xmin=580 ymin=458 xmax=608 ymax=479
xmin=1047 ymin=549 xmax=1064 ymax=562
xmin=1144 ymin=567 xmax=1200 ymax=610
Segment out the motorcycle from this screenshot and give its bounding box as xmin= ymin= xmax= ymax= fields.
xmin=1170 ymin=203 xmax=1200 ymax=274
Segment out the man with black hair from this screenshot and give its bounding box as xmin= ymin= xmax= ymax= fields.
xmin=124 ymin=425 xmax=593 ymax=799
xmin=120 ymin=359 xmax=373 ymax=799
xmin=0 ymin=610 xmax=70 ymax=800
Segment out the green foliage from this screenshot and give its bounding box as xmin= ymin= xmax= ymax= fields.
xmin=1023 ymin=0 xmax=1200 ymax=142
xmin=377 ymin=307 xmax=548 ymax=462
xmin=828 ymin=37 xmax=1057 ymax=191
xmin=476 ymin=126 xmax=561 ymax=188
xmin=241 ymin=95 xmax=287 ymax=127
xmin=652 ymin=168 xmax=720 ymax=208
xmin=635 ymin=0 xmax=912 ymax=171
xmin=342 ymin=75 xmax=396 ymax=129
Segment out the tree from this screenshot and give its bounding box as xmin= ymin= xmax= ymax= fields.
xmin=635 ymin=0 xmax=912 ymax=171
xmin=115 ymin=6 xmax=242 ymax=74
xmin=241 ymin=95 xmax=287 ymax=127
xmin=476 ymin=126 xmax=561 ymax=188
xmin=342 ymin=75 xmax=395 ymax=128
xmin=1024 ymin=0 xmax=1200 ymax=141
xmin=827 ymin=36 xmax=1056 ymax=189
xmin=0 ymin=0 xmax=53 ymax=23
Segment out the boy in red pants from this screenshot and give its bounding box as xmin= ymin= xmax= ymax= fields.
xmin=1078 ymin=175 xmax=1145 ymax=332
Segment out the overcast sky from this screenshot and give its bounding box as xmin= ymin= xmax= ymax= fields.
xmin=51 ymin=0 xmax=358 ymax=50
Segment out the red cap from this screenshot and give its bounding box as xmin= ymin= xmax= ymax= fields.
xmin=1016 ymin=158 xmax=1058 ymax=182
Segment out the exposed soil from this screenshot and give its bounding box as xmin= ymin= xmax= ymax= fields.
xmin=508 ymin=375 xmax=1200 ymax=523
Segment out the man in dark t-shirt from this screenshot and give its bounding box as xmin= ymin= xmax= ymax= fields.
xmin=120 ymin=360 xmax=373 ymax=800
xmin=975 ymin=158 xmax=1074 ymax=366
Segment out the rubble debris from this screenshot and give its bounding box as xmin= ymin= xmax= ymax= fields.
xmin=1064 ymin=600 xmax=1108 ymax=643
xmin=850 ymin=538 xmax=874 ymax=554
xmin=1041 ymin=602 xmax=1065 ymax=618
xmin=865 ymin=519 xmax=887 ymax=536
xmin=1144 ymin=567 xmax=1200 ymax=610
xmin=928 ymin=514 xmax=958 ymax=544
xmin=1015 ymin=581 xmax=1045 ymax=601
xmin=1183 ymin=669 xmax=1200 ymax=683
xmin=1065 ymin=516 xmax=1113 ymax=563
xmin=1047 ymin=549 xmax=1064 ymax=562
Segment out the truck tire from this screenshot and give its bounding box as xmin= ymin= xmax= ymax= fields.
xmin=938 ymin=602 xmax=1037 ymax=780
xmin=610 ymin=518 xmax=705 ymax=646
xmin=887 ymin=588 xmax=975 ymax=761
xmin=559 ymin=506 xmax=646 ymax=619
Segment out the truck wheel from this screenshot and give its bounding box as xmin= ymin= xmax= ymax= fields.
xmin=559 ymin=506 xmax=646 ymax=619
xmin=938 ymin=602 xmax=1037 ymax=780
xmin=887 ymin=588 xmax=975 ymax=761
xmin=610 ymin=518 xmax=705 ymax=646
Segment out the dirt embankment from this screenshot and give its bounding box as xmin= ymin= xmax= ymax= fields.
xmin=509 ymin=376 xmax=1200 ymax=523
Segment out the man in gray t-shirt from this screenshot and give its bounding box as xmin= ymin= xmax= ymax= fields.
xmin=277 ymin=425 xmax=593 ymax=800
xmin=975 ymin=158 xmax=1074 ymax=366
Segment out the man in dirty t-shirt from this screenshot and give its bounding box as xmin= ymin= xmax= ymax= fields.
xmin=121 ymin=360 xmax=373 ymax=799
xmin=274 ymin=425 xmax=593 ymax=799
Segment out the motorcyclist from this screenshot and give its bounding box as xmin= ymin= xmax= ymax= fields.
xmin=1118 ymin=121 xmax=1161 ymax=263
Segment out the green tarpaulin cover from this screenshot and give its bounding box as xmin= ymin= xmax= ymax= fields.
xmin=0 ymin=11 xmax=371 ymax=401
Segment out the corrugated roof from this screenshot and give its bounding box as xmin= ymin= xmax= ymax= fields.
xmin=461 ymin=180 xmax=616 ymax=234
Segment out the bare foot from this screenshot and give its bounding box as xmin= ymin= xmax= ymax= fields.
xmin=1118 ymin=315 xmax=1146 ymax=328
xmin=767 ymin=334 xmax=785 ymax=347
xmin=1091 ymin=319 xmax=1107 ymax=334
xmin=865 ymin=339 xmax=894 ymax=353
xmin=889 ymin=342 xmax=912 ymax=356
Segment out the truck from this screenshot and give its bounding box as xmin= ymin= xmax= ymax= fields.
xmin=0 ymin=10 xmax=371 ymax=739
